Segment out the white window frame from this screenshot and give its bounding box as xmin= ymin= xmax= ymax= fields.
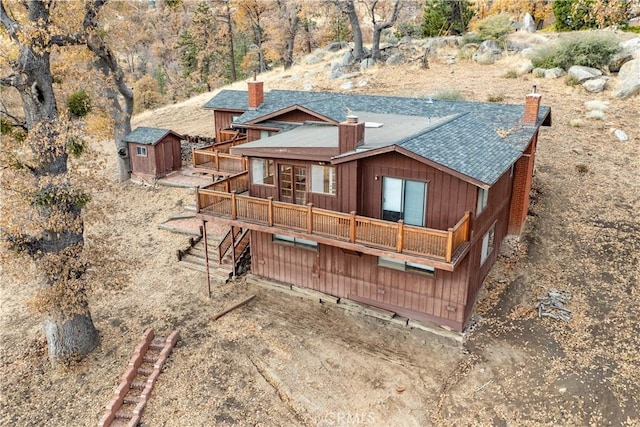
xmin=251 ymin=158 xmax=275 ymax=185
xmin=273 ymin=234 xmax=318 ymax=249
xmin=378 ymin=257 xmax=435 ymax=276
xmin=136 ymin=146 xmax=147 ymax=157
xmin=480 ymin=223 xmax=496 ymax=265
xmin=477 ymin=187 xmax=489 ymax=214
xmin=310 ymin=165 xmax=336 ymax=195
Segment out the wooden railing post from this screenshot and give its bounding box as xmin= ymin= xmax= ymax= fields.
xmin=396 ymin=220 xmax=404 ymax=253
xmin=191 ymin=148 xmax=197 ymax=167
xmin=349 ymin=211 xmax=357 ymax=243
xmin=231 ymin=191 xmax=237 ymax=220
xmin=214 ymin=150 xmax=220 ymax=171
xmin=195 ymin=188 xmax=201 ymax=211
xmin=243 ymin=157 xmax=248 ymax=172
xmin=464 ymin=211 xmax=471 ymax=240
xmin=267 ymin=197 xmax=274 ymax=226
xmin=445 ymin=229 xmax=454 ymax=263
xmin=307 ymin=203 xmax=313 ymax=233
xmin=225 ymin=179 xmax=231 ymax=193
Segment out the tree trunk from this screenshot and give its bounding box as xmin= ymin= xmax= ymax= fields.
xmin=342 ymin=0 xmax=364 ymax=60
xmin=370 ymin=0 xmax=401 ymax=63
xmin=284 ymin=14 xmax=299 ymax=70
xmin=44 ymin=313 xmax=99 ymax=361
xmin=224 ymin=0 xmax=237 ymax=81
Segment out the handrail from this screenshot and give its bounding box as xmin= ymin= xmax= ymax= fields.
xmin=192 ymin=149 xmax=248 ymax=172
xmin=197 ymin=188 xmax=471 ymax=262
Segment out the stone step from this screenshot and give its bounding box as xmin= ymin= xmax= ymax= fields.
xmin=137 ymin=366 xmax=154 ymax=376
xmin=130 ymin=381 xmax=146 ymax=390
xmin=115 ymin=410 xmax=133 ymax=420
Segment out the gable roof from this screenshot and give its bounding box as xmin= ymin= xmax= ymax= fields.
xmin=123 ymin=127 xmax=182 ymax=145
xmin=204 ymin=89 xmax=551 ymax=186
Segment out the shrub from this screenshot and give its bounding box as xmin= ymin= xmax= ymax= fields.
xmin=503 ymin=70 xmax=518 ymax=79
xmin=67 ymin=90 xmax=92 ymax=118
xmin=421 ymin=0 xmax=474 ymax=37
xmin=475 ymin=14 xmax=514 ymax=43
xmin=433 ymin=89 xmax=464 ymax=101
xmin=530 ymin=32 xmax=619 ymax=71
xmin=394 ymin=22 xmax=421 ymax=39
xmin=564 ymin=75 xmax=580 ymax=86
xmin=487 ymin=94 xmax=505 ymax=102
xmin=134 ymin=75 xmax=164 ymax=114
xmin=570 ymin=119 xmax=584 ymax=127
xmin=575 ymin=164 xmax=589 ymax=174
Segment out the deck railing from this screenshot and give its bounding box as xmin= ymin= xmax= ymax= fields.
xmin=201 ymin=171 xmax=250 ymax=194
xmin=192 ymin=149 xmax=248 ymax=173
xmin=197 ymin=189 xmax=471 ymax=263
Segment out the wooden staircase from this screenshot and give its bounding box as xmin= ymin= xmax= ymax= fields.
xmin=177 ymin=226 xmax=250 ymax=283
xmin=99 ymin=329 xmax=180 ymax=427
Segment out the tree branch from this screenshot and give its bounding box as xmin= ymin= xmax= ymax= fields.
xmin=1 ymin=101 xmax=28 ymax=131
xmin=49 ymin=33 xmax=85 ymax=47
xmin=0 ymin=0 xmax=21 ymax=42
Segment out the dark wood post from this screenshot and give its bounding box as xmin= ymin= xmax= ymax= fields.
xmin=307 ymin=203 xmax=313 ymax=233
xmin=215 ymin=150 xmax=220 ymax=171
xmin=225 ymin=178 xmax=231 ymax=193
xmin=243 ymin=157 xmax=248 ymax=172
xmin=464 ymin=211 xmax=471 ymax=240
xmin=230 ymin=226 xmax=237 ymax=278
xmin=267 ymin=197 xmax=274 ymax=226
xmin=349 ymin=211 xmax=357 ymax=243
xmin=202 ymin=220 xmax=212 ymax=298
xmin=396 ymin=220 xmax=404 ymax=253
xmin=195 ymin=188 xmax=201 ymax=211
xmin=192 ymin=147 xmax=197 ymax=167
xmin=231 ymin=191 xmax=237 ymax=219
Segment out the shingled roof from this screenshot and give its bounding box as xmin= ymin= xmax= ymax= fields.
xmin=123 ymin=127 xmax=182 ymax=145
xmin=204 ymin=89 xmax=551 ymax=186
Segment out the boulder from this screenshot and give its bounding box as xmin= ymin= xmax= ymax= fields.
xmin=568 ymin=65 xmax=603 ymax=83
xmin=614 ymin=129 xmax=629 ymax=141
xmin=325 ymin=42 xmax=348 ymax=52
xmin=358 ymin=79 xmax=368 ymax=87
xmin=582 ymin=77 xmax=608 ymax=93
xmin=360 ymin=58 xmax=374 ymax=71
xmin=521 ymin=13 xmax=536 ymax=33
xmin=612 ymin=59 xmax=640 ymax=99
xmin=340 ymin=51 xmax=353 ymax=67
xmin=385 ymin=53 xmax=405 ymax=65
xmin=544 ymin=67 xmax=566 ymax=79
xmin=620 ymin=37 xmax=640 ymax=59
xmin=305 ymin=53 xmax=324 ymax=65
xmin=518 ymin=59 xmax=534 ymax=75
xmin=472 ymin=40 xmax=502 ymax=65
xmin=340 ymin=81 xmax=353 ymax=90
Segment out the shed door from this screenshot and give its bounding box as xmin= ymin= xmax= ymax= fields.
xmin=163 ymin=142 xmax=174 ymax=174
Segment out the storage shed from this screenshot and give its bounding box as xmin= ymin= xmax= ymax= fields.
xmin=124 ymin=127 xmax=183 ymax=181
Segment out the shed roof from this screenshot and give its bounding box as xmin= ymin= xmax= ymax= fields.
xmin=123 ymin=127 xmax=182 ymax=145
xmin=204 ymin=89 xmax=551 ymax=186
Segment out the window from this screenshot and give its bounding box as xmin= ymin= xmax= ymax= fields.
xmin=260 ymin=130 xmax=275 ymax=139
xmin=382 ymin=177 xmax=427 ymax=226
xmin=251 ymin=158 xmax=275 ymax=185
xmin=477 ymin=187 xmax=489 ymax=214
xmin=311 ymin=165 xmax=336 ymax=195
xmin=273 ymin=234 xmax=318 ymax=249
xmin=480 ymin=223 xmax=496 ymax=265
xmin=136 ymin=146 xmax=147 ymax=157
xmin=378 ymin=257 xmax=435 ymax=275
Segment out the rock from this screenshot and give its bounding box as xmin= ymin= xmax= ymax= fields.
xmin=614 ymin=129 xmax=629 ymax=141
xmin=305 ymin=53 xmax=324 ymax=65
xmin=608 ymin=52 xmax=633 ymax=73
xmin=544 ymin=68 xmax=565 ymax=79
xmin=472 ymin=40 xmax=502 ymax=65
xmin=340 ymin=81 xmax=353 ymax=90
xmin=620 ymin=37 xmax=640 ymax=59
xmin=612 ymin=59 xmax=640 ymax=99
xmin=532 ymin=67 xmax=545 ymax=77
xmin=582 ymin=77 xmax=608 ymax=93
xmin=518 ymin=59 xmax=534 ymax=75
xmin=446 ymin=57 xmax=456 ymax=65
xmin=341 ymin=72 xmax=361 ymax=79
xmin=568 ymin=65 xmax=603 ymax=83
xmin=360 ymin=58 xmax=374 ymax=71
xmin=521 ymin=13 xmax=536 ymax=33
xmin=572 ymin=147 xmax=584 ymax=155
xmin=325 ymin=42 xmax=348 ymax=52
xmin=386 ymin=53 xmax=405 ymax=65
xmin=358 ymin=79 xmax=368 ymax=87
xmin=340 ymin=51 xmax=353 ymax=67
xmin=520 ymin=47 xmax=535 ymax=58
xmin=303 ymin=82 xmax=314 ymax=91
xmin=506 ymin=41 xmax=530 ymax=53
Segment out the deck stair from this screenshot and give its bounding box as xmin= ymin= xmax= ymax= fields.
xmin=177 ymin=227 xmax=249 ymax=282
xmin=98 ymin=329 xmax=180 ymax=427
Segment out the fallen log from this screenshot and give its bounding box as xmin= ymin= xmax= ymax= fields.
xmin=213 ymin=295 xmax=256 ymax=320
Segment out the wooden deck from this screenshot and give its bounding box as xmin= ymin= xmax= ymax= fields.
xmin=192 ymin=149 xmax=247 ymax=173
xmin=196 ymin=188 xmax=471 ymax=270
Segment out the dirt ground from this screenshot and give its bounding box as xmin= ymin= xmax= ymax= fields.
xmin=1 ymin=38 xmax=639 ymax=426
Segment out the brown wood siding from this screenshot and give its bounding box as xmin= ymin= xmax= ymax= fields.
xmin=357 ymin=152 xmax=476 ymax=230
xmin=246 ymin=128 xmax=261 ymax=142
xmin=337 ymin=162 xmax=359 ymax=213
xmin=266 ymin=110 xmax=326 ymax=123
xmin=214 ymin=110 xmax=240 ymax=142
xmin=251 ymin=230 xmax=469 ymax=330
xmin=128 ymin=142 xmax=157 ymax=176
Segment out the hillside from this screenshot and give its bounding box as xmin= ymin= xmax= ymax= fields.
xmin=2 ymin=35 xmax=639 ymax=426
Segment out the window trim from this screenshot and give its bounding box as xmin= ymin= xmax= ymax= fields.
xmin=273 ymin=234 xmax=318 ymax=250
xmin=136 ymin=146 xmax=147 ymax=157
xmin=251 ymin=158 xmax=275 ymax=186
xmin=310 ymin=164 xmax=337 ymax=196
xmin=480 ymin=222 xmax=496 ymax=265
xmin=477 ymin=187 xmax=489 ymax=215
xmin=378 ymin=257 xmax=435 ymax=276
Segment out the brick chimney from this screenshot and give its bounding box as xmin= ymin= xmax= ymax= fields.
xmin=248 ymin=81 xmax=264 ymax=110
xmin=523 ymin=85 xmax=542 ymax=125
xmin=338 ymin=115 xmax=365 ymax=154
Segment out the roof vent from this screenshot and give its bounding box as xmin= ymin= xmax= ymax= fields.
xmin=346 ymin=115 xmax=358 ymax=124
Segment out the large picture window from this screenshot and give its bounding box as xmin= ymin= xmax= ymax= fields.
xmin=477 ymin=187 xmax=489 ymax=214
xmin=251 ymin=158 xmax=275 ymax=185
xmin=378 ymin=257 xmax=435 ymax=275
xmin=273 ymin=234 xmax=318 ymax=249
xmin=311 ymin=165 xmax=336 ymax=195
xmin=480 ymin=223 xmax=496 ymax=265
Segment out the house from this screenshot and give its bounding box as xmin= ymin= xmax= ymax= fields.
xmin=196 ymin=82 xmax=551 ymax=332
xmin=124 ymin=127 xmax=183 ymax=182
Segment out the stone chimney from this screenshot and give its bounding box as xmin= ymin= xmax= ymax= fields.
xmin=338 ymin=115 xmax=365 ymax=154
xmin=248 ymin=81 xmax=264 ymax=110
xmin=523 ymin=85 xmax=542 ymax=125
